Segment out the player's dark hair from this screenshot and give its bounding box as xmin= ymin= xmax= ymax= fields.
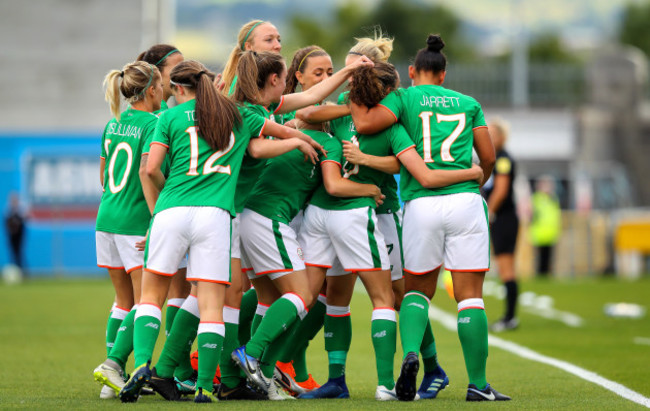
xmin=414 ymin=34 xmax=447 ymax=74
xmin=103 ymin=61 xmax=161 ymax=121
xmin=137 ymin=44 xmax=182 ymax=70
xmin=284 ymin=45 xmax=330 ymax=94
xmin=170 ymin=60 xmax=241 ymax=151
xmin=349 ymin=61 xmax=399 ymax=107
xmin=233 ymin=51 xmax=285 ymax=106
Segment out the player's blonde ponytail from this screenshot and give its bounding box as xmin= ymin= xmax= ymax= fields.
xmin=103 ymin=61 xmax=160 ymax=121
xmin=348 ymin=27 xmax=394 ymax=63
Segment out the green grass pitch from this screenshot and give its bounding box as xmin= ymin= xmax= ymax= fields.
xmin=0 ymin=275 xmax=648 ymax=409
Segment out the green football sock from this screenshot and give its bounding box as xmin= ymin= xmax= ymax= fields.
xmin=457 ymin=299 xmax=488 ymax=389
xmin=219 ymin=307 xmax=243 ymax=387
xmin=398 ymin=291 xmax=430 ymax=358
xmin=324 ymin=305 xmax=352 ymax=379
xmin=421 ymin=319 xmax=439 ymax=372
xmin=245 ymin=294 xmax=305 ymax=359
xmin=250 ymin=302 xmax=268 ymax=338
xmin=292 ymin=343 xmax=309 ymax=382
xmin=371 ymin=308 xmax=397 ymax=389
xmin=106 ymin=305 xmax=129 ymax=356
xmin=133 ymin=303 xmax=162 ymax=368
xmin=154 ymin=296 xmax=199 ymax=379
xmin=278 ymin=296 xmax=325 ymax=361
xmin=107 ymin=307 xmax=136 ymax=371
xmin=196 ymin=323 xmax=225 ymax=392
xmin=164 ymin=298 xmax=184 ymax=337
xmin=238 ymin=288 xmax=257 ymax=345
xmin=260 ymin=319 xmax=301 ymax=378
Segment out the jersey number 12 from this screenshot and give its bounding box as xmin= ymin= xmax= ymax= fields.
xmin=186 ymin=126 xmax=234 ymax=176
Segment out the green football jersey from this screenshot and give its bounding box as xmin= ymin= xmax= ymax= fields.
xmin=376 ymin=175 xmax=401 ymax=215
xmin=380 ymin=85 xmax=486 ymax=201
xmin=96 ymin=107 xmax=158 ymax=235
xmin=152 ymin=99 xmax=266 ymax=216
xmin=234 ymin=100 xmax=283 ymax=213
xmin=245 ymin=129 xmax=341 ymax=224
xmin=310 ymin=123 xmax=414 ymax=211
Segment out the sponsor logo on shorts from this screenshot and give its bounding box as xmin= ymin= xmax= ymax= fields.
xmin=297 ymin=247 xmax=304 ymax=260
xmin=201 ymin=343 xmax=218 ymax=349
xmin=458 ymin=317 xmax=471 ymax=324
xmin=373 ymin=330 xmax=387 ymax=338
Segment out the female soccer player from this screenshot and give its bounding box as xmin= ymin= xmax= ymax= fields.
xmin=229 ymin=49 xmax=374 ymax=396
xmin=137 ymin=44 xmax=184 ymax=113
xmin=221 ymin=19 xmax=282 ymax=95
xmin=482 ymin=118 xmax=520 ymax=332
xmin=117 ymin=60 xmax=317 ymax=403
xmin=296 ymin=33 xmax=453 ymax=400
xmin=299 ymin=60 xmax=483 ymax=401
xmin=350 ymin=34 xmax=510 ymax=402
xmin=93 ymin=61 xmax=163 ymax=397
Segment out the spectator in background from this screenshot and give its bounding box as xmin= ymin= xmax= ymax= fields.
xmin=530 ymin=176 xmax=562 ymax=276
xmin=5 ymin=192 xmax=26 ymax=273
xmin=482 ymin=118 xmax=519 ymax=332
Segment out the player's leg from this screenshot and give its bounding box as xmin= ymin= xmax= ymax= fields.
xmin=165 ymin=266 xmax=190 ymax=337
xmin=445 ymin=193 xmax=510 ymax=402
xmin=491 ymin=212 xmax=520 ymax=331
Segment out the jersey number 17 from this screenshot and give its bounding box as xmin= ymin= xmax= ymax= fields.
xmin=418 ymin=112 xmax=466 ymax=163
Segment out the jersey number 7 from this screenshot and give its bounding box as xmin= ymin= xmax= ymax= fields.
xmin=418 ymin=112 xmax=466 ymax=163
xmin=186 ymin=126 xmax=234 ymax=176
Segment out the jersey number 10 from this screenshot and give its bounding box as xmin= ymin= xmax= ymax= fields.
xmin=418 ymin=112 xmax=466 ymax=163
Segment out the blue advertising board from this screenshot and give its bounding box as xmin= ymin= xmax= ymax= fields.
xmin=0 ymin=133 xmax=104 ymax=276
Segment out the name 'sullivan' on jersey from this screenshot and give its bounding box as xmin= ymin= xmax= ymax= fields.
xmin=420 ymin=95 xmax=461 ymax=109
xmin=106 ymin=123 xmax=144 ymax=139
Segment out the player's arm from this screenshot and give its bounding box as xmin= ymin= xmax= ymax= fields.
xmin=139 ymin=154 xmax=159 ymax=215
xmin=143 ymin=143 xmax=168 ymax=209
xmin=488 ymin=173 xmax=511 ymax=214
xmin=277 ymin=56 xmax=374 ymax=114
xmin=99 ymin=158 xmax=105 ymax=187
xmin=349 ymin=102 xmax=396 ymax=135
xmin=397 ymin=147 xmax=484 ymax=188
xmin=261 ymin=121 xmax=326 ymax=156
xmin=321 ymin=162 xmax=384 ymax=206
xmin=295 ymin=104 xmax=350 ymax=124
xmin=473 ymin=127 xmax=496 ymax=187
xmin=342 ymin=140 xmax=399 ymax=174
xmin=247 ymin=138 xmax=319 ymax=164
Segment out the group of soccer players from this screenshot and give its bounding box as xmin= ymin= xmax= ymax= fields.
xmin=92 ymin=18 xmax=511 ymax=404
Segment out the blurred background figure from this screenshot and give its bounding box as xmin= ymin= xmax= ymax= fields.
xmin=4 ymin=192 xmax=26 ymax=276
xmin=529 ymin=176 xmax=562 ymax=277
xmin=482 ymin=118 xmax=519 ymax=332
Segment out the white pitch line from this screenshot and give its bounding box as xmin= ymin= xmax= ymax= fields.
xmin=634 ymin=337 xmax=650 ymax=346
xmin=428 ymin=305 xmax=650 ymax=408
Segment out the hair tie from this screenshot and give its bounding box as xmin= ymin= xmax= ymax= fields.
xmin=195 ymin=70 xmax=207 ymax=80
xmin=298 ymin=48 xmax=323 ymax=72
xmin=241 ymin=21 xmax=264 ymax=51
xmin=137 ymin=65 xmax=155 ymax=97
xmin=119 ymin=71 xmax=124 ymax=78
xmin=348 ymin=51 xmax=364 ymax=56
xmin=155 ymin=49 xmax=180 ymax=66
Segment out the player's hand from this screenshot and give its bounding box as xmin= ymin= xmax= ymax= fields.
xmin=214 ymin=73 xmax=226 ymax=92
xmin=349 ymin=55 xmax=374 ymax=70
xmin=283 ymin=119 xmax=298 ymax=129
xmin=471 ymin=163 xmax=484 ymax=185
xmin=297 ymin=132 xmax=327 ymax=157
xmin=372 ymin=186 xmax=385 ymax=207
xmin=298 ymin=140 xmax=320 ymax=165
xmin=135 ymin=233 xmax=148 ymax=251
xmin=342 ymin=140 xmax=367 ymax=166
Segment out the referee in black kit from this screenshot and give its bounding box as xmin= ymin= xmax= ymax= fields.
xmin=482 ymin=118 xmax=519 ymax=332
